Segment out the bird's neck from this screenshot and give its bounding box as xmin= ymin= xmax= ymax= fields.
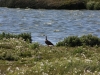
xmin=46 ymin=36 xmax=47 ymax=40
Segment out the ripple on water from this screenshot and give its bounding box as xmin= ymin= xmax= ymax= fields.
xmin=54 ymin=29 xmax=60 ymax=32
xmin=0 ymin=8 xmax=100 ymax=44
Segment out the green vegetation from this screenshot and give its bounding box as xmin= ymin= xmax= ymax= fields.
xmin=0 ymin=33 xmax=100 ymax=75
xmin=0 ymin=0 xmax=100 ymax=9
xmin=0 ymin=32 xmax=32 ymax=43
xmin=0 ymin=40 xmax=100 ymax=75
xmin=56 ymin=34 xmax=100 ymax=47
xmin=0 ymin=0 xmax=85 ymax=9
xmin=86 ymin=0 xmax=100 ymax=10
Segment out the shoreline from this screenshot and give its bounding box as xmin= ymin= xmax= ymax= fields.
xmin=0 ymin=0 xmax=100 ymax=10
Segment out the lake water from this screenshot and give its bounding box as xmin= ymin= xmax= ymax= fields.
xmin=0 ymin=7 xmax=100 ymax=45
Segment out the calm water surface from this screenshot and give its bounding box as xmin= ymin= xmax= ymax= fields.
xmin=0 ymin=7 xmax=100 ymax=45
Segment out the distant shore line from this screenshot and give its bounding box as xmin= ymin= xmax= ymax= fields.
xmin=0 ymin=0 xmax=100 ymax=10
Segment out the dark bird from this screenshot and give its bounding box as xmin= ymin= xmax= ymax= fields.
xmin=45 ymin=36 xmax=54 ymax=46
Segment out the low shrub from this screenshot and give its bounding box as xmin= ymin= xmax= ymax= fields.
xmin=86 ymin=1 xmax=95 ymax=10
xmin=80 ymin=34 xmax=100 ymax=46
xmin=0 ymin=32 xmax=32 ymax=43
xmin=65 ymin=36 xmax=81 ymax=47
xmin=56 ymin=34 xmax=100 ymax=47
xmin=94 ymin=2 xmax=100 ymax=9
xmin=86 ymin=1 xmax=100 ymax=10
xmin=56 ymin=41 xmax=65 ymax=47
xmin=56 ymin=36 xmax=81 ymax=47
xmin=18 ymin=33 xmax=32 ymax=43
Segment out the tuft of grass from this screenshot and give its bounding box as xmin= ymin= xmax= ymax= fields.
xmin=29 ymin=42 xmax=39 ymax=49
xmin=0 ymin=51 xmax=19 ymax=61
xmin=19 ymin=50 xmax=32 ymax=57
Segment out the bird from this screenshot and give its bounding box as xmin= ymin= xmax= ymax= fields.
xmin=45 ymin=36 xmax=54 ymax=46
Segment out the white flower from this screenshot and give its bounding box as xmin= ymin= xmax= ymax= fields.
xmin=98 ymin=72 xmax=100 ymax=74
xmin=20 ymin=71 xmax=24 ymax=74
xmin=75 ymin=57 xmax=80 ymax=60
xmin=10 ymin=70 xmax=13 ymax=73
xmin=35 ymin=71 xmax=38 ymax=73
xmin=7 ymin=66 xmax=11 ymax=71
xmin=86 ymin=70 xmax=91 ymax=73
xmin=67 ymin=60 xmax=71 ymax=62
xmin=40 ymin=62 xmax=44 ymax=66
xmin=65 ymin=66 xmax=67 ymax=68
xmin=16 ymin=67 xmax=19 ymax=70
xmin=81 ymin=53 xmax=86 ymax=58
xmin=85 ymin=59 xmax=92 ymax=63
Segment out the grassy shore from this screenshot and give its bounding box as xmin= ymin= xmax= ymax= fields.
xmin=0 ymin=33 xmax=100 ymax=75
xmin=0 ymin=0 xmax=100 ymax=9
